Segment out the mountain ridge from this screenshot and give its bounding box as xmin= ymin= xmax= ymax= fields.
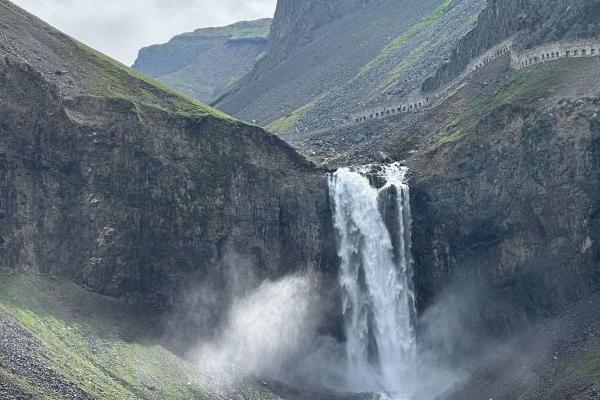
xmin=133 ymin=18 xmax=272 ymax=103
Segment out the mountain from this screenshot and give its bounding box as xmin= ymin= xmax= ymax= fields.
xmin=214 ymin=0 xmax=487 ymax=132
xmin=0 ymin=1 xmax=333 ymax=307
xmin=0 ymin=2 xmax=337 ymax=396
xmin=3 ymin=0 xmax=600 ymax=398
xmin=250 ymin=0 xmax=600 ymax=322
xmin=133 ymin=19 xmax=272 ymax=103
xmin=225 ymin=0 xmax=600 ymax=396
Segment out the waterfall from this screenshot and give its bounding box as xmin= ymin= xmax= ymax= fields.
xmin=329 ymin=163 xmax=417 ymax=397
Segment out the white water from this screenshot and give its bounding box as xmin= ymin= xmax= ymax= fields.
xmin=329 ymin=163 xmax=417 ymax=397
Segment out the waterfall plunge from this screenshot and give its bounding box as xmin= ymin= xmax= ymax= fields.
xmin=329 ymin=163 xmax=417 ymax=398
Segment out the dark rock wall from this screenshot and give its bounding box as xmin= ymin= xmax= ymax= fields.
xmin=265 ymin=0 xmax=378 ymax=67
xmin=0 ymin=56 xmax=336 ymax=313
xmin=410 ymin=100 xmax=600 ymax=334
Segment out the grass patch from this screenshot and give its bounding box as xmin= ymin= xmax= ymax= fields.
xmin=0 ymin=272 xmax=210 ymax=400
xmin=0 ymin=367 xmax=56 ymax=399
xmin=382 ymin=6 xmax=478 ymax=92
xmin=360 ymin=0 xmax=453 ymax=74
xmin=229 ymin=24 xmax=271 ymax=40
xmin=575 ymin=347 xmax=600 ymax=378
xmin=267 ymin=97 xmax=322 ymax=133
xmin=180 ymin=20 xmax=271 ymax=41
xmin=432 ymin=59 xmax=586 ymax=147
xmin=71 ymin=39 xmax=231 ymax=121
xmin=381 ymin=41 xmax=431 ymax=93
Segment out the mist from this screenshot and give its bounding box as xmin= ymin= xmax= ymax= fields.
xmin=194 ymin=274 xmax=323 ymax=385
xmin=182 ymin=267 xmax=484 ymax=400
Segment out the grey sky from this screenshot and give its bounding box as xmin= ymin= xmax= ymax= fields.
xmin=11 ymin=0 xmax=277 ymax=65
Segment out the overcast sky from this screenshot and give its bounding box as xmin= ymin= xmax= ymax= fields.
xmin=12 ymin=0 xmax=277 ymax=66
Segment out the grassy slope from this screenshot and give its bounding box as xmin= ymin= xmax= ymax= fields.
xmin=71 ymin=40 xmax=231 ymax=120
xmin=267 ymin=95 xmax=326 ymax=133
xmin=0 ymin=1 xmax=232 ymax=121
xmin=360 ymin=0 xmax=454 ymax=74
xmin=136 ymin=19 xmax=271 ymax=103
xmin=265 ymin=0 xmax=460 ymax=134
xmin=0 ymin=271 xmax=209 ymax=399
xmin=178 ymin=20 xmax=271 ymax=40
xmin=432 ymin=58 xmax=592 ymax=148
xmin=0 ymin=271 xmax=291 ymax=400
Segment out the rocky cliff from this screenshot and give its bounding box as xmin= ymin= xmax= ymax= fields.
xmin=133 ymin=19 xmax=271 ymax=103
xmin=406 ymin=58 xmax=600 ymax=399
xmin=265 ymin=0 xmax=375 ymax=67
xmin=273 ymin=0 xmax=600 ymax=339
xmin=0 ymin=1 xmax=335 ymax=322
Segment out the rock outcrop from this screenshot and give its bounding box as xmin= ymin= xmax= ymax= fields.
xmin=423 ymin=0 xmax=600 ymax=92
xmin=411 ymin=97 xmax=600 ymax=334
xmin=133 ymin=19 xmax=271 ymax=103
xmin=0 ymin=1 xmax=335 ymax=320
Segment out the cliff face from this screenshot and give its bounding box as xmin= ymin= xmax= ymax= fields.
xmin=411 ymin=98 xmax=600 ymax=329
xmin=133 ymin=19 xmax=271 ymax=103
xmin=404 ymin=57 xmax=600 ymax=398
xmin=0 ymin=1 xmax=335 ymax=317
xmin=275 ymin=0 xmax=600 ymax=338
xmin=265 ymin=0 xmax=374 ymax=67
xmin=399 ymin=0 xmax=600 ymax=327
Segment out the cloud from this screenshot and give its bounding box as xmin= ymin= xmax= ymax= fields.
xmin=11 ymin=0 xmax=276 ymax=65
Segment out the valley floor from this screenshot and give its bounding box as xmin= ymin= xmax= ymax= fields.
xmin=1 ymin=269 xmax=599 ymax=400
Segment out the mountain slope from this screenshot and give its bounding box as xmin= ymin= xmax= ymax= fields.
xmin=214 ymin=0 xmax=486 ymax=132
xmin=272 ymin=0 xmax=600 ymax=371
xmin=133 ymin=19 xmax=272 ymax=103
xmin=0 ymin=0 xmax=335 ymax=333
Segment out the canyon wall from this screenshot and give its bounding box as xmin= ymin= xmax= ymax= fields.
xmin=0 ymin=2 xmax=336 ymax=320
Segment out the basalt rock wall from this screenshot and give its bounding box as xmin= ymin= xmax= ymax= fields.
xmin=0 ymin=1 xmax=337 ymax=323
xmin=410 ymin=99 xmax=600 ymax=336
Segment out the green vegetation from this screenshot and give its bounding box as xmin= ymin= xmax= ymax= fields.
xmin=71 ymin=39 xmax=232 ymax=121
xmin=181 ymin=20 xmax=271 ymax=40
xmin=267 ymin=96 xmax=324 ymax=134
xmin=575 ymin=347 xmax=600 ymax=378
xmin=360 ymin=0 xmax=453 ymax=74
xmin=381 ymin=41 xmax=430 ymax=93
xmin=381 ymin=7 xmax=474 ymax=92
xmin=0 ymin=368 xmax=55 ymax=399
xmin=433 ymin=59 xmax=589 ymax=147
xmin=229 ymin=24 xmax=271 ymax=40
xmin=0 ymin=271 xmax=209 ymax=400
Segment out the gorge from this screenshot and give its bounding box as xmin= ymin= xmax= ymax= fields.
xmin=1 ymin=0 xmax=600 ymax=399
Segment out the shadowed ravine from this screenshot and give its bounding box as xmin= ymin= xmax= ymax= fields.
xmin=2 ymin=0 xmax=600 ymax=398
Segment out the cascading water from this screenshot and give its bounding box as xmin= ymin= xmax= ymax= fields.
xmin=329 ymin=163 xmax=417 ymax=398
